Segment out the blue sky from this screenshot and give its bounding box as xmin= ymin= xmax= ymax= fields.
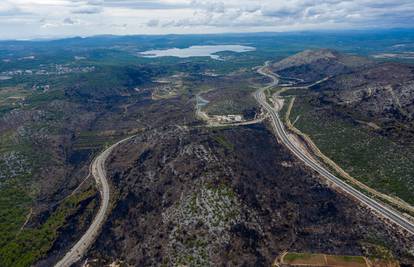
xmin=1 ymin=0 xmax=414 ymax=39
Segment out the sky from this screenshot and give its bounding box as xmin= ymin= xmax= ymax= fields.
xmin=0 ymin=0 xmax=414 ymax=40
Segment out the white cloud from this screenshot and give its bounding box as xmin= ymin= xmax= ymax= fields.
xmin=146 ymin=19 xmax=160 ymax=27
xmin=72 ymin=5 xmax=102 ymax=14
xmin=0 ymin=0 xmax=413 ymax=39
xmin=63 ymin=17 xmax=76 ymax=24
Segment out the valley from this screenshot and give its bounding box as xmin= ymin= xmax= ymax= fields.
xmin=1 ymin=32 xmax=414 ymax=266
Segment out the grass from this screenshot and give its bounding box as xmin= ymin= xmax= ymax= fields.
xmin=342 ymin=255 xmax=365 ymax=262
xmin=283 ymin=253 xmax=327 ymax=265
xmin=0 ymin=186 xmax=32 ymax=246
xmin=73 ymin=131 xmax=125 ymax=150
xmin=325 ymin=255 xmax=367 ymax=267
xmin=0 ymin=87 xmax=29 ymax=117
xmin=289 ymin=97 xmax=414 ymax=205
xmin=0 ymin=87 xmax=29 ymax=103
xmin=203 ymin=88 xmax=257 ymax=116
xmin=361 ymin=234 xmax=397 ymax=260
xmin=23 ymin=90 xmax=65 ymax=109
xmin=213 ymin=135 xmax=235 ymax=151
xmin=283 ymin=252 xmax=368 ymax=267
xmin=0 ymin=131 xmax=18 ymax=153
xmin=284 ymin=252 xmax=314 ymax=261
xmin=0 ymin=188 xmax=96 ymax=267
xmin=0 ymin=142 xmax=62 ymax=266
xmin=278 ymin=95 xmax=293 ymax=120
xmin=279 ymin=88 xmax=309 ymax=97
xmin=0 ymin=127 xmax=94 ymax=266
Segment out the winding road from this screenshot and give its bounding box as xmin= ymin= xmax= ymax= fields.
xmin=54 ymin=62 xmax=413 ymax=267
xmin=255 ymin=62 xmax=414 ymax=235
xmin=55 ymin=136 xmax=134 ymax=267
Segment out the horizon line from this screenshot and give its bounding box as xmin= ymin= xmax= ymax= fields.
xmin=1 ymin=27 xmax=414 ymax=42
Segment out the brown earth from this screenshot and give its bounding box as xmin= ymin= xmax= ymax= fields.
xmin=84 ymin=122 xmax=414 ymax=266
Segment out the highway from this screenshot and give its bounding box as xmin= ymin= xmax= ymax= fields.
xmin=255 ymin=62 xmax=414 ymax=235
xmin=55 ymin=136 xmax=134 ymax=267
xmin=54 ymin=63 xmax=413 ymax=267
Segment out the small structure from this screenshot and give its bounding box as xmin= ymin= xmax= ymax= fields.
xmin=214 ymin=114 xmax=243 ymax=123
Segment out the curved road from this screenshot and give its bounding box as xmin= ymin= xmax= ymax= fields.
xmin=55 ymin=136 xmax=134 ymax=267
xmin=255 ymin=63 xmax=414 ymax=235
xmin=55 ymin=63 xmax=413 ymax=267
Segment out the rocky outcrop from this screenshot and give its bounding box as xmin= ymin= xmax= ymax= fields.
xmin=311 ymin=62 xmax=414 ymax=142
xmin=316 ymin=63 xmax=414 ymax=121
xmin=271 ymin=49 xmax=371 ymax=82
xmin=87 ymin=125 xmax=414 ymax=266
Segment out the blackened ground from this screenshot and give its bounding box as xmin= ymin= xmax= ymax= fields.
xmin=35 ymin=189 xmax=98 ymax=267
xmin=87 ymin=123 xmax=414 ymax=266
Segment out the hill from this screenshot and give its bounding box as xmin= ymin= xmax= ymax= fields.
xmin=314 ymin=62 xmax=414 ymax=140
xmin=271 ymin=49 xmax=371 ymax=82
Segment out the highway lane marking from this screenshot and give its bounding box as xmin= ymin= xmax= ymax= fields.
xmin=55 ymin=136 xmax=135 ymax=267
xmin=255 ymin=63 xmax=414 ymax=235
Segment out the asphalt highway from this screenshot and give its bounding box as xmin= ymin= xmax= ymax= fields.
xmin=255 ymin=63 xmax=414 ymax=235
xmin=55 ymin=136 xmax=134 ymax=267
xmin=55 ymin=62 xmax=413 ymax=267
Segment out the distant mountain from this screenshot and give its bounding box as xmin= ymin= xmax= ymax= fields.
xmin=272 ymin=49 xmax=414 ymax=140
xmin=271 ymin=49 xmax=371 ymax=82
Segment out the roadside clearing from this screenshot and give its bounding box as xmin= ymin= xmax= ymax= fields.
xmin=284 ymin=97 xmax=414 ymax=218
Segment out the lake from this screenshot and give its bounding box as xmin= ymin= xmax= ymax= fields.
xmin=139 ymin=45 xmax=255 ymax=60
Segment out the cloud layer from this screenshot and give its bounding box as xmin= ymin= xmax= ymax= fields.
xmin=0 ymin=0 xmax=413 ymax=39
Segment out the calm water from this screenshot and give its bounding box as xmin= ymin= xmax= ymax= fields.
xmin=139 ymin=45 xmax=255 ymax=59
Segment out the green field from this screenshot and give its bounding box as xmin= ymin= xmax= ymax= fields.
xmin=283 ymin=252 xmax=369 ymax=267
xmin=0 ymin=188 xmax=96 ymax=267
xmin=289 ymin=97 xmax=414 ymax=205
